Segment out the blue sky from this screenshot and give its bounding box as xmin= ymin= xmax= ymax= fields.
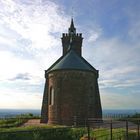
xmin=0 ymin=0 xmax=140 ymax=110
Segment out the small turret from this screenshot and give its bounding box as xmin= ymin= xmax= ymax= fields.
xmin=61 ymin=19 xmax=83 ymax=56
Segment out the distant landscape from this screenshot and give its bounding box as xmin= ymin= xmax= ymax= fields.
xmin=0 ymin=109 xmax=140 ymax=118
xmin=0 ymin=109 xmax=140 ymax=140
xmin=0 ymin=109 xmax=40 ymax=118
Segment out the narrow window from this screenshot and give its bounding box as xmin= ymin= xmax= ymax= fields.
xmin=49 ymin=87 xmax=54 ymax=105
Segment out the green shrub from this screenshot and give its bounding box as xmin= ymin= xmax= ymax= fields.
xmin=0 ymin=127 xmax=85 ymax=140
xmin=0 ymin=126 xmax=138 ymax=140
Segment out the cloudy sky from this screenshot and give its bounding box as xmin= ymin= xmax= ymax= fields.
xmin=0 ymin=0 xmax=140 ymax=110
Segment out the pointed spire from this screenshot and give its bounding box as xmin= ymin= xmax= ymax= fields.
xmin=70 ymin=18 xmax=75 ymax=29
xmin=69 ymin=18 xmax=76 ymax=34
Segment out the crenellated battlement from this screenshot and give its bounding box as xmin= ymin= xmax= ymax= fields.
xmin=62 ymin=33 xmax=82 ymax=38
xmin=62 ymin=33 xmax=68 ymax=37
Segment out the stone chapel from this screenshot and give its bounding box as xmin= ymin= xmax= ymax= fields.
xmin=41 ymin=19 xmax=102 ymax=125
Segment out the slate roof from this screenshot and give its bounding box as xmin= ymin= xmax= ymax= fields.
xmin=47 ymin=50 xmax=97 ymax=73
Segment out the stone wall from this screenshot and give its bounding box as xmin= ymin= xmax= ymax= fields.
xmin=44 ymin=70 xmax=102 ymax=125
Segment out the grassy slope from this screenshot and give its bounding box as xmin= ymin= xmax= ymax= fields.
xmin=0 ymin=113 xmax=40 ymax=128
xmin=0 ymin=113 xmax=139 ymax=140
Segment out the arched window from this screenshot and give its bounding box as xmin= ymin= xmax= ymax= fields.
xmin=49 ymin=87 xmax=54 ymax=105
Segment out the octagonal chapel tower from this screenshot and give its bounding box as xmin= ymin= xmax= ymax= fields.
xmin=41 ymin=19 xmax=102 ymax=125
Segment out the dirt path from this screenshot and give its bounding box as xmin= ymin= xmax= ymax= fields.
xmin=21 ymin=119 xmax=138 ymax=130
xmin=21 ymin=119 xmax=47 ymax=127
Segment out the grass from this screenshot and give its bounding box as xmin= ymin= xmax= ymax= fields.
xmin=0 ymin=113 xmax=139 ymax=140
xmin=89 ymin=128 xmax=137 ymax=140
xmin=0 ymin=125 xmax=138 ymax=140
xmin=0 ymin=127 xmax=84 ymax=140
xmin=0 ymin=124 xmax=67 ymax=132
xmin=0 ymin=113 xmax=40 ymax=128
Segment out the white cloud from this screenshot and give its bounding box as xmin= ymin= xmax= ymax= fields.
xmin=83 ymin=36 xmax=140 ymax=89
xmin=0 ymin=0 xmax=69 ymax=50
xmin=99 ymin=78 xmax=140 ymax=89
xmin=0 ymin=50 xmax=42 ymax=81
xmin=0 ymin=35 xmax=16 ymax=46
xmin=87 ymin=30 xmax=101 ymax=42
xmin=100 ymin=65 xmax=139 ymax=80
xmin=0 ymin=0 xmax=71 ymax=109
xmin=0 ymin=0 xmax=70 ymax=82
xmin=0 ymin=88 xmax=42 ymax=109
xmin=100 ymin=89 xmax=140 ymax=109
